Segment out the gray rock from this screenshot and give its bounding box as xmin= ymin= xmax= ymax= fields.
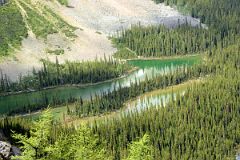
xmin=0 ymin=141 xmax=11 ymax=159
xmin=0 ymin=0 xmax=7 ymax=6
xmin=12 ymin=146 xmax=21 ymax=156
xmin=236 ymin=154 xmax=240 ymax=160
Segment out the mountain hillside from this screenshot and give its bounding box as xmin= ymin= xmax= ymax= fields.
xmin=0 ymin=0 xmax=201 ymax=80
xmin=0 ymin=0 xmax=239 ymax=159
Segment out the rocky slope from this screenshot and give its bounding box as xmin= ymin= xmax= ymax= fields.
xmin=0 ymin=0 xmax=202 ymax=80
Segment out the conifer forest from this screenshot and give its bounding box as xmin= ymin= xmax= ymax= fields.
xmin=0 ymin=0 xmax=239 ymax=159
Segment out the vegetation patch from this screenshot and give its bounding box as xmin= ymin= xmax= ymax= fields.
xmin=95 ymin=31 xmax=102 ymax=35
xmin=57 ymin=0 xmax=68 ymax=6
xmin=0 ymin=1 xmax=28 ymax=56
xmin=113 ymin=24 xmax=214 ymax=57
xmin=0 ymin=0 xmax=77 ymax=56
xmin=0 ymin=0 xmax=240 ymax=159
xmin=46 ymin=48 xmax=64 ymax=55
xmin=17 ymin=0 xmax=77 ymax=39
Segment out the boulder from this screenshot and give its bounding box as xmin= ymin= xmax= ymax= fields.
xmin=236 ymin=154 xmax=240 ymax=160
xmin=0 ymin=141 xmax=11 ymax=159
xmin=12 ymin=146 xmax=21 ymax=157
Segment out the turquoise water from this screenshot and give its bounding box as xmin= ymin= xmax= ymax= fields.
xmin=0 ymin=55 xmax=201 ymax=114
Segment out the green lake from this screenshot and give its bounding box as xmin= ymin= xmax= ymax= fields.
xmin=0 ymin=55 xmax=201 ymax=115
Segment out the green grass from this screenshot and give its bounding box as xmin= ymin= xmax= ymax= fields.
xmin=0 ymin=0 xmax=77 ymax=56
xmin=18 ymin=0 xmax=77 ymax=39
xmin=0 ymin=1 xmax=28 ymax=56
xmin=19 ymin=1 xmax=57 ymax=39
xmin=0 ymin=0 xmax=77 ymax=55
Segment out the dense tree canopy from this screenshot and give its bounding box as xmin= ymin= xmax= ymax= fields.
xmin=86 ymin=42 xmax=240 ymax=159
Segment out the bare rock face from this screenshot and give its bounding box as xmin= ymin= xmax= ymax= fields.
xmin=0 ymin=141 xmax=11 ymax=160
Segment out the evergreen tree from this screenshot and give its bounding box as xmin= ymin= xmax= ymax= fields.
xmin=124 ymin=134 xmax=154 ymax=160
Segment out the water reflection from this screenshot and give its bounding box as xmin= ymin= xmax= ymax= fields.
xmin=0 ymin=56 xmax=200 ymax=114
xmin=126 ymin=91 xmax=185 ymax=113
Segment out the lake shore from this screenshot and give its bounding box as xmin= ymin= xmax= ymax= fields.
xmin=1 ymin=56 xmax=201 ymax=116
xmin=122 ymin=53 xmax=202 ymax=61
xmin=1 ymin=53 xmax=203 ymax=97
xmin=63 ymin=78 xmax=204 ymax=126
xmin=0 ymin=66 xmax=139 ymax=97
